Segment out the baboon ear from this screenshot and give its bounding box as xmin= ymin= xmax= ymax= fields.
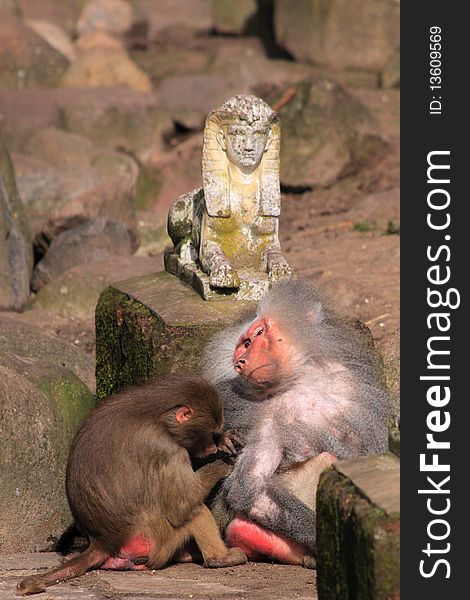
xmin=175 ymin=405 xmax=193 ymax=423
xmin=306 ymin=302 xmax=323 ymax=324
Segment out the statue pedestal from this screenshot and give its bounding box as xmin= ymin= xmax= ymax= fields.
xmin=95 ymin=271 xmax=254 ymax=400
xmin=164 ymin=251 xmax=270 ymax=302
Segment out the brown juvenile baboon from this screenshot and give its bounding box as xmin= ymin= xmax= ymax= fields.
xmin=203 ymin=278 xmax=390 ymax=567
xmin=17 ymin=374 xmax=247 ymax=596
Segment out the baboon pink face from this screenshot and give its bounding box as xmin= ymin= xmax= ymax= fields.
xmin=232 ymin=317 xmax=296 ymax=387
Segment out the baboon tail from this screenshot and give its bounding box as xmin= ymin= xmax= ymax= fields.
xmin=16 ymin=543 xmax=108 ymax=596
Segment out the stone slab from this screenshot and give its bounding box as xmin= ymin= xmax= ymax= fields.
xmin=334 ymin=453 xmax=400 ymax=515
xmin=316 ymin=453 xmax=399 ymax=600
xmin=95 ymin=271 xmax=255 ymax=400
xmin=113 ymin=270 xmax=254 ymax=324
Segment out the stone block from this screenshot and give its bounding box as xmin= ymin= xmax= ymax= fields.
xmin=95 ymin=271 xmax=254 ymax=400
xmin=316 ymin=453 xmax=399 ymax=600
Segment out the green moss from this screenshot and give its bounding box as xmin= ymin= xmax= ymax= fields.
xmin=95 ymin=282 xmax=228 ymax=401
xmin=353 ymin=219 xmax=378 ymax=233
xmin=35 ymin=373 xmax=95 ymax=435
xmin=96 ymin=286 xmax=163 ymax=400
xmin=384 ymin=221 xmax=400 ymax=235
xmin=317 ymin=468 xmax=400 ymax=600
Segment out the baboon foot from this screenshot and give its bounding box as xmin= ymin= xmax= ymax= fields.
xmin=204 ymin=547 xmax=247 ymax=568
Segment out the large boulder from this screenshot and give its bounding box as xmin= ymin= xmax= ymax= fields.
xmin=22 ymin=127 xmax=93 ymax=169
xmin=134 ymin=0 xmax=210 ymax=40
xmin=25 ymin=19 xmax=76 ymax=63
xmin=0 ymin=356 xmax=94 ymax=552
xmin=61 ymin=48 xmax=152 ymax=92
xmin=275 ymin=0 xmax=400 ymax=73
xmin=276 ymin=77 xmax=388 ymax=188
xmin=0 ymin=16 xmax=69 ymax=89
xmin=32 ymin=218 xmax=136 ymax=291
xmin=12 ymin=149 xmax=138 ymax=241
xmin=0 ymin=313 xmax=95 ymax=390
xmin=0 ymin=137 xmax=32 ymax=311
xmin=59 ymin=87 xmax=173 ymax=161
xmin=29 ymin=255 xmax=160 ymax=321
xmin=0 ymin=0 xmax=20 ymax=16
xmin=0 ymin=88 xmax=62 ymax=151
xmin=16 ymin=0 xmax=80 ymax=35
xmin=0 ymin=87 xmax=173 ymax=158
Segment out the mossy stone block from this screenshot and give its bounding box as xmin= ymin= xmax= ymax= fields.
xmin=317 ymin=453 xmax=400 ymax=600
xmin=95 ymin=271 xmax=254 ymax=400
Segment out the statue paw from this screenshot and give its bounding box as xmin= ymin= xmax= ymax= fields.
xmin=268 ymin=256 xmax=293 ymax=282
xmin=209 ymin=263 xmax=240 ymax=289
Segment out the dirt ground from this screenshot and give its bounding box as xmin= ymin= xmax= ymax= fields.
xmin=0 ymin=553 xmax=316 ymax=600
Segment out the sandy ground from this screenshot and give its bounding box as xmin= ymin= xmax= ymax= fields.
xmin=0 ymin=553 xmax=316 ymax=600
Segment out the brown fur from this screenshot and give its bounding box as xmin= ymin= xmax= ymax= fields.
xmin=17 ymin=374 xmax=246 ymax=596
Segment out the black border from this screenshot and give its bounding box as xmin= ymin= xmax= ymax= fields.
xmin=401 ymin=3 xmax=467 ymax=596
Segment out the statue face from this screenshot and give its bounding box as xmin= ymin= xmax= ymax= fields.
xmin=222 ymin=124 xmax=270 ymax=172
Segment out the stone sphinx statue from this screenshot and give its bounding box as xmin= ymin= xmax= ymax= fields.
xmin=165 ymin=95 xmax=292 ymax=301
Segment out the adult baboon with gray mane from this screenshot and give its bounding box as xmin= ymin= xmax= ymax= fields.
xmin=203 ymin=278 xmax=390 ymax=567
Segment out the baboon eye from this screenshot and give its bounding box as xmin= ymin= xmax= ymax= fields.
xmin=256 ymin=329 xmax=264 ymax=336
xmin=244 ymin=339 xmax=251 ymax=348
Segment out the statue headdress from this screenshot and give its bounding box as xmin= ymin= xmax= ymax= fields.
xmin=202 ymin=95 xmax=281 ymax=218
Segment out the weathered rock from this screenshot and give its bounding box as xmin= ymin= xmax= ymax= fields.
xmin=0 ymin=137 xmax=32 ymax=311
xmin=317 ymin=454 xmax=400 ymax=600
xmin=17 ymin=0 xmax=80 ymax=35
xmin=95 ymin=271 xmax=253 ymax=400
xmin=29 ymin=255 xmax=160 ymax=321
xmin=0 ymin=359 xmax=93 ymax=553
xmin=134 ymin=0 xmax=211 ymax=40
xmin=0 ymin=313 xmax=95 ymax=390
xmin=0 ymin=88 xmax=62 ymax=151
xmin=22 ymin=127 xmax=93 ymax=169
xmin=61 ymin=47 xmax=152 ymax=92
xmin=77 ymin=0 xmax=149 ymax=45
xmin=25 ymin=19 xmax=76 ymax=63
xmin=275 ymin=0 xmax=400 ymax=73
xmin=209 ymin=38 xmax=313 ymax=97
xmin=156 ymin=73 xmax=241 ymax=128
xmin=59 ymin=87 xmax=173 ymax=161
xmin=210 ymin=0 xmax=257 ymax=34
xmin=135 ymin=211 xmax=170 ymax=257
xmin=276 ymin=77 xmax=388 ymax=188
xmin=13 ymin=149 xmax=138 ymax=240
xmin=32 ymin=218 xmax=136 ymax=291
xmin=130 ymin=35 xmax=211 ymax=86
xmin=381 ymin=47 xmax=400 ymax=89
xmin=146 ymin=134 xmax=202 ymax=214
xmin=0 ymin=0 xmax=20 ymax=16
xmin=0 ymin=16 xmax=69 ymax=90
